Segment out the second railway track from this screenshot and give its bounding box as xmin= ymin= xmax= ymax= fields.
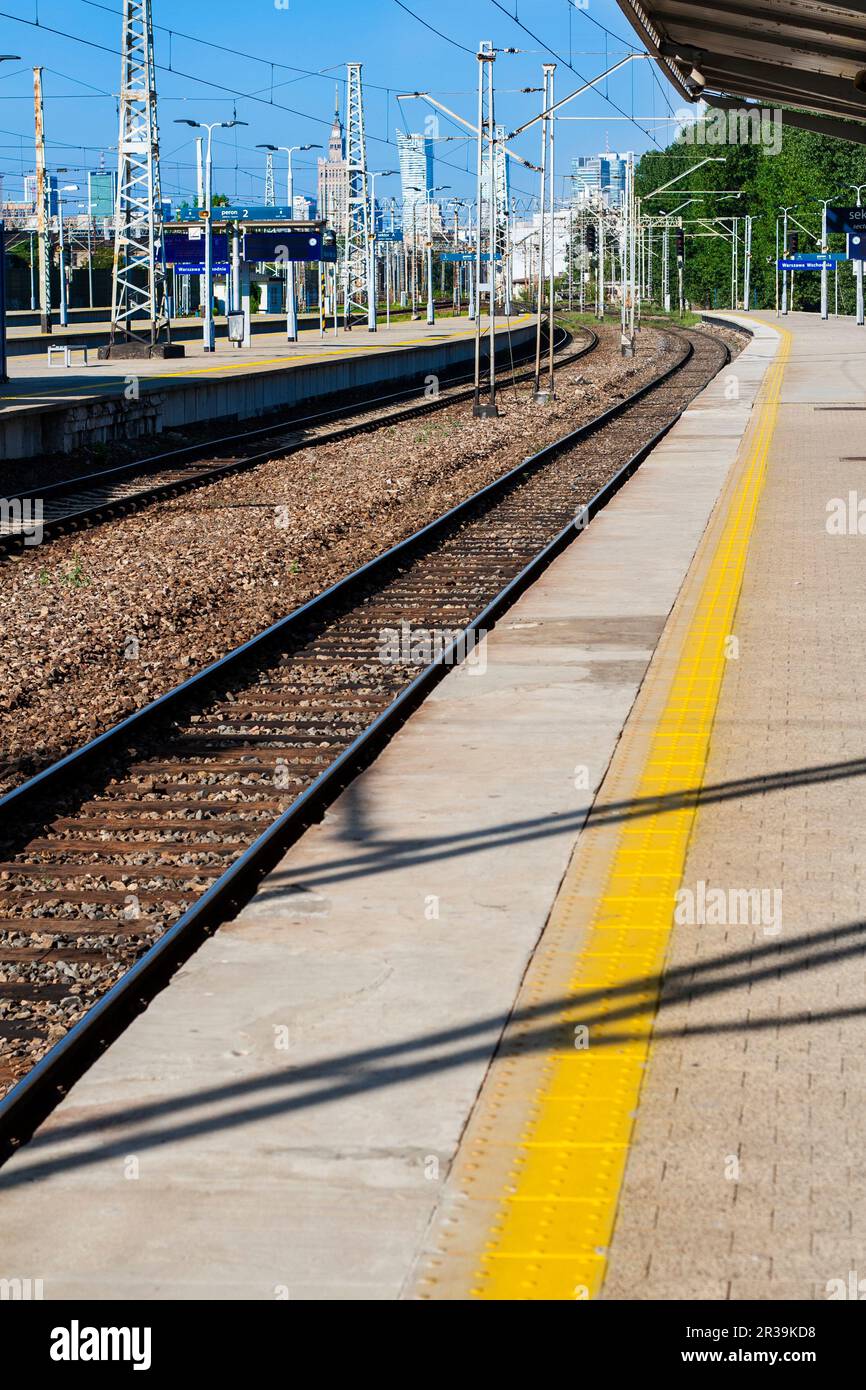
xmin=1 ymin=321 xmax=585 ymax=550
xmin=0 ymin=322 xmax=731 ymax=1159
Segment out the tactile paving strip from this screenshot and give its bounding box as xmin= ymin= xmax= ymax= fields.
xmin=411 ymin=324 xmax=791 ymax=1300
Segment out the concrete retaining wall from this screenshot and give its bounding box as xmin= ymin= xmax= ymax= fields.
xmin=1 ymin=323 xmax=536 ymax=461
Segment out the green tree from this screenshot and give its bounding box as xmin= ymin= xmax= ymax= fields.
xmin=635 ymin=121 xmax=866 ymax=312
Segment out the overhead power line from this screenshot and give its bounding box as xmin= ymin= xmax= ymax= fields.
xmin=0 ymin=7 xmax=542 ymax=201
xmin=78 ymin=0 xmax=396 ymax=94
xmin=391 ymin=0 xmax=477 ymax=55
xmin=488 ymin=0 xmax=662 ymax=146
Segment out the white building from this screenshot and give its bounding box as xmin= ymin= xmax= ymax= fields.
xmin=510 ymin=211 xmax=572 ymax=293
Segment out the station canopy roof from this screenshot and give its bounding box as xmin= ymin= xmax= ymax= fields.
xmin=616 ymin=0 xmax=866 ymax=144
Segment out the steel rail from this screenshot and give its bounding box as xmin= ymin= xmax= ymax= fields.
xmin=0 ymin=324 xmax=729 ymax=1163
xmin=1 ymin=324 xmax=587 ymax=551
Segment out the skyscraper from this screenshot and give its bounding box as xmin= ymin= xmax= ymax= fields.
xmin=318 ymin=89 xmax=348 ymax=236
xmin=572 ymin=153 xmax=626 ymax=207
xmin=397 ymin=130 xmax=433 ymax=222
xmin=88 ymin=170 xmax=117 ymax=219
xmin=24 ymin=172 xmax=58 ymax=214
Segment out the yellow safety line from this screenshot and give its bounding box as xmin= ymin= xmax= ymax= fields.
xmin=469 ymin=324 xmax=791 ymax=1300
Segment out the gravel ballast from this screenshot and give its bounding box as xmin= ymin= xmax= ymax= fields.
xmin=0 ymin=323 xmax=724 ymax=793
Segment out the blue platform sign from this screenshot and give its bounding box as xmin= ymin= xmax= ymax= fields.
xmin=377 ymin=230 xmax=403 ymax=243
xmin=827 ymin=206 xmax=866 ymax=234
xmin=164 ymin=230 xmax=229 ymax=265
xmin=441 ymin=251 xmax=500 ymax=263
xmin=214 ymin=205 xmax=295 ymax=222
xmin=174 ymin=263 xmax=230 ymax=275
xmin=243 ymin=229 xmax=324 ymax=262
xmin=777 ymin=254 xmax=846 ymax=270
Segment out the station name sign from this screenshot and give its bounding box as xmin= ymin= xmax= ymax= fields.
xmin=777 ymin=254 xmax=846 ymax=271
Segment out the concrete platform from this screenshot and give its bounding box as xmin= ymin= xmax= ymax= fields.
xmin=0 ymin=313 xmax=775 ymax=1299
xmin=3 ymin=310 xmax=330 ymax=358
xmin=601 ymin=311 xmax=866 ymax=1301
xmin=0 ymin=312 xmax=534 ymax=461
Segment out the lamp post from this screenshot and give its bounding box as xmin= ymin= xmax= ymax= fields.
xmin=406 ymin=186 xmax=421 ymax=319
xmin=449 ymin=198 xmax=468 ymax=310
xmin=424 ymin=184 xmax=450 ymax=325
xmin=257 ymin=143 xmax=321 ymax=341
xmin=367 ymin=170 xmax=395 ymax=331
xmin=56 ymin=182 xmax=79 ymax=327
xmin=176 ymin=118 xmax=247 ymax=350
xmin=779 ymin=205 xmax=794 ymax=316
xmin=0 ymin=59 xmax=18 ymax=379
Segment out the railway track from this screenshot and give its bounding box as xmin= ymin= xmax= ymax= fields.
xmin=0 ymin=323 xmax=730 ymax=1160
xmin=0 ymin=321 xmax=586 ymax=551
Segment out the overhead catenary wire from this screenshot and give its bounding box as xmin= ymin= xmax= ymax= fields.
xmin=0 ymin=8 xmax=544 ymax=202
xmin=488 ymin=0 xmax=663 ymax=146
xmin=391 ymin=0 xmax=477 ymax=55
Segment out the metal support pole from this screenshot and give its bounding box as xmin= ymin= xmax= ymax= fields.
xmin=368 ymin=233 xmax=378 ymax=331
xmin=597 ymin=204 xmax=604 ymax=319
xmin=0 ymin=219 xmax=7 ymax=384
xmin=33 ymin=67 xmax=52 ymax=334
xmin=630 ymin=159 xmax=638 ymax=337
xmin=203 ymin=125 xmax=215 ymax=350
xmin=533 ymin=66 xmax=549 ymax=398
xmin=411 ymin=201 xmax=418 ymax=320
xmin=473 ymin=47 xmax=485 ymax=411
xmin=486 ymin=52 xmax=497 ymax=412
xmin=781 ymin=208 xmax=788 ymax=316
xmin=547 ymin=68 xmax=556 ymax=397
xmin=820 ymin=202 xmax=828 ymax=320
xmin=196 ymin=137 xmax=205 ymax=317
xmin=662 ymin=221 xmax=670 ymax=313
xmin=230 ymin=222 xmax=241 ymax=327
xmin=58 ymin=190 xmax=68 ymax=328
xmin=286 ymin=150 xmax=298 ymax=341
xmin=744 ymin=214 xmax=752 ymax=313
xmin=426 ymin=197 xmax=434 ymax=325
xmin=857 ymin=188 xmax=865 ymax=327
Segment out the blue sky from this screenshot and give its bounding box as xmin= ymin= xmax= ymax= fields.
xmin=0 ymin=0 xmax=682 ymax=210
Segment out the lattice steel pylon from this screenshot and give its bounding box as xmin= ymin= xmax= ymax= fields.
xmin=106 ymin=0 xmax=172 ymax=356
xmin=264 ymin=152 xmax=275 ymax=207
xmin=342 ymin=62 xmax=370 ymax=326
